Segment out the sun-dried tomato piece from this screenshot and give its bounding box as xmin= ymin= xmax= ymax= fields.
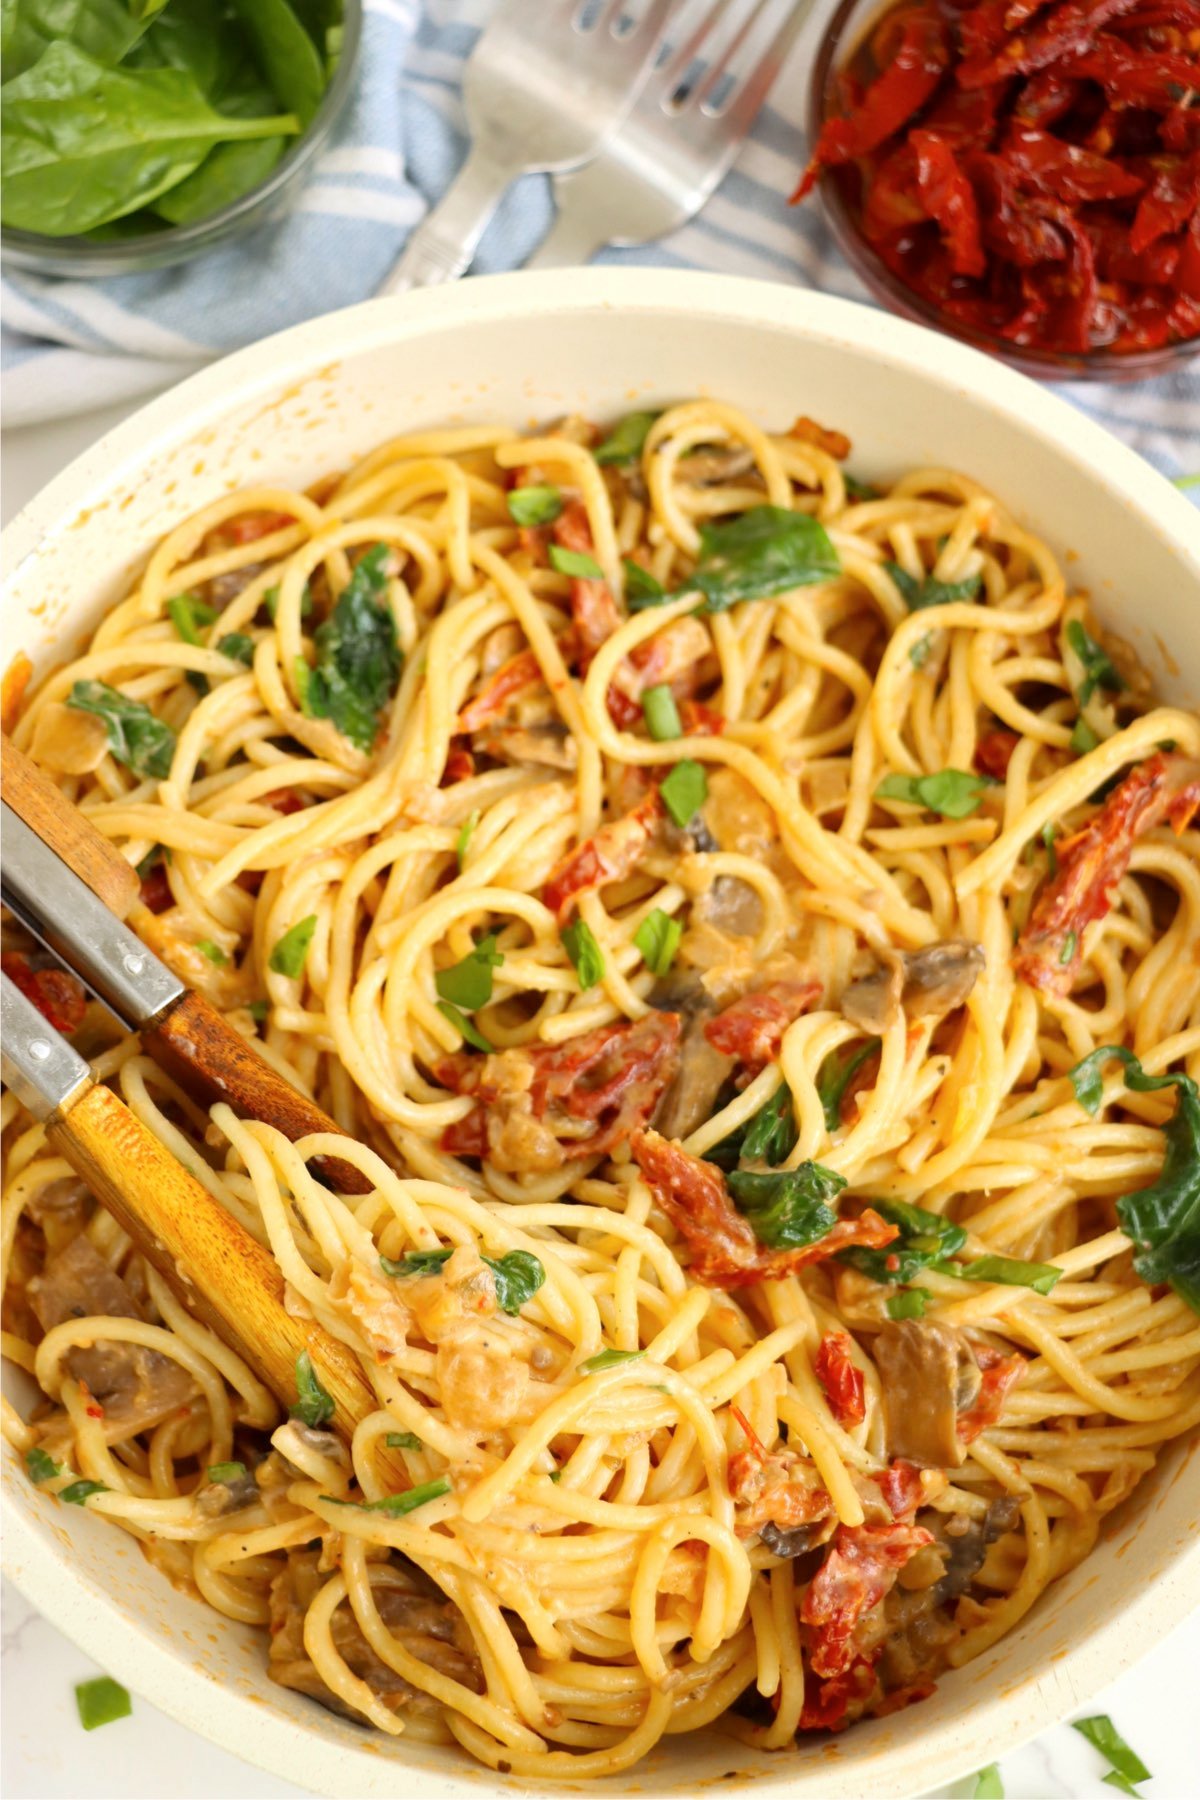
xmin=814 ymin=1331 xmax=867 ymax=1428
xmin=798 ymin=1659 xmax=879 ymax=1732
xmin=974 ymin=727 xmax=1020 ymax=780
xmin=957 ymin=1343 xmax=1025 ymax=1442
xmin=801 ymin=1521 xmax=935 ymax=1679
xmin=1 ymin=952 xmax=87 ymax=1035
xmin=552 ymin=502 xmax=623 ymax=667
xmin=458 ymin=649 xmax=544 ymax=734
xmin=704 ymin=981 xmax=822 ymax=1080
xmin=543 ymin=792 xmax=663 ymax=918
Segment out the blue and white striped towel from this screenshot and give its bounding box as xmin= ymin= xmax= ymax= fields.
xmin=2 ymin=0 xmax=1197 ymax=491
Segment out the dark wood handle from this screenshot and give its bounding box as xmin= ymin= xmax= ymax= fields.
xmin=1 ymin=732 xmax=140 ymax=918
xmin=146 ymin=990 xmax=373 ymax=1196
xmin=48 ymin=1083 xmax=394 ymax=1470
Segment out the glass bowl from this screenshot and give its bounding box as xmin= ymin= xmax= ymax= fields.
xmin=1 ymin=0 xmax=363 ymax=280
xmin=805 ymin=0 xmax=1200 ymax=383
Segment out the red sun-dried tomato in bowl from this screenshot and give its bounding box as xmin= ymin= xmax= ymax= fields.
xmin=796 ymin=0 xmax=1200 ymax=377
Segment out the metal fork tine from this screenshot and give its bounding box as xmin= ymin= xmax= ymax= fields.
xmin=725 ymin=0 xmax=809 ymax=128
xmin=654 ymin=0 xmax=736 ymax=98
xmin=692 ymin=0 xmax=776 ymax=110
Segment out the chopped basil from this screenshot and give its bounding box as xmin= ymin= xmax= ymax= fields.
xmin=1066 ymin=620 xmax=1124 ymax=707
xmin=1071 ymin=717 xmax=1100 ymax=755
xmin=562 ymin=919 xmax=604 ymax=990
xmin=549 ymin=543 xmax=604 ymax=581
xmin=269 ymin=913 xmax=317 ymax=979
xmin=248 ymin=999 xmax=269 ymax=1023
xmin=708 ymin=1084 xmax=797 ymax=1171
xmin=67 ymin=680 xmax=176 ymax=780
xmin=623 ymin=558 xmax=665 ymax=604
xmin=909 ymin=632 xmax=933 ymax=669
xmin=548 ymin=1469 xmax=563 ymax=1483
xmin=660 ymin=758 xmax=707 ymax=827
xmin=216 ymin=631 xmax=255 ymax=666
xmin=633 ymin=907 xmax=682 ymax=978
xmin=972 ymin=1767 xmax=1004 ymax=1799
xmin=887 ymin=1289 xmax=929 ymax=1320
xmin=1072 ymin=1717 xmax=1151 ymax=1789
xmin=840 ymin=1197 xmax=967 ymax=1285
xmin=884 ymin=560 xmax=982 ymax=610
xmin=727 ymin=1162 xmax=847 ymax=1252
xmin=580 ymin=1348 xmax=646 ymax=1373
xmin=295 ymin=544 xmax=401 ymax=752
xmin=135 ymin=844 xmax=169 ymax=880
xmin=328 ymin=1477 xmax=450 ymax=1516
xmin=594 ymin=410 xmax=659 ymax=465
xmin=456 ymin=809 xmax=480 ymax=869
xmin=507 ymin=484 xmax=563 ymax=527
xmin=381 ymin=1248 xmax=452 ymax=1278
xmin=75 ymin=1676 xmax=131 ymax=1731
xmin=25 ymin=1446 xmax=60 ymax=1483
xmin=816 ymin=1038 xmax=881 ymax=1133
xmin=60 ymin=1479 xmax=109 ymax=1505
xmin=1060 ymin=930 xmax=1077 ymax=965
xmin=290 ymin=1349 xmax=334 ymax=1428
xmin=435 ymin=933 xmax=503 ymax=1011
xmin=386 ymin=1432 xmax=423 ymax=1451
xmin=940 ymin=1254 xmax=1061 ymax=1296
xmin=874 ymin=768 xmax=994 ymax=820
xmin=843 ymin=473 xmax=880 ymax=501
xmin=437 ymin=1001 xmax=493 ymax=1052
xmin=206 ymin=1461 xmax=247 ymax=1483
xmin=642 ymin=683 xmax=682 ymax=742
xmin=1067 ymin=1049 xmax=1200 ymax=1313
xmin=167 ymin=593 xmax=219 ymax=643
xmin=679 ymin=506 xmax=840 ymax=614
xmin=196 ymin=939 xmax=227 ymax=965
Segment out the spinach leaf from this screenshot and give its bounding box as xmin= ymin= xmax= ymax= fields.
xmin=435 ymin=932 xmax=503 ymax=1011
xmin=153 ymin=56 xmax=291 ymax=224
xmin=816 ymin=1037 xmax=880 ymax=1133
xmin=659 ymin=758 xmax=707 ymax=826
xmin=633 ymin=907 xmax=681 ymax=977
xmin=60 ymin=1478 xmax=109 ymax=1504
xmin=875 ymin=768 xmax=994 ymax=819
xmin=67 ymin=680 xmax=175 ymax=778
xmin=884 ymin=560 xmax=982 ymax=610
xmin=938 ymin=1253 xmax=1061 ymax=1295
xmin=1069 ymin=1050 xmax=1200 ymax=1313
xmin=707 ymin=1084 xmax=798 ymax=1171
xmin=167 ymin=592 xmax=218 ymax=643
xmin=380 ymin=1248 xmax=451 ymax=1278
xmin=1 ymin=0 xmax=144 ymax=82
xmin=623 ymin=558 xmax=664 ymax=605
xmin=1072 ymin=1718 xmax=1151 ymax=1789
xmin=562 ymin=919 xmax=604 ymax=990
xmin=839 ymin=1197 xmax=967 ymax=1284
xmin=677 ymin=507 xmax=840 ymax=614
xmin=231 ymin=0 xmax=326 ymax=125
xmin=437 ymin=1001 xmax=492 ymax=1052
xmin=727 ymin=1162 xmax=847 ymax=1251
xmin=289 ymin=1349 xmax=334 ymax=1427
xmin=25 ymin=1445 xmax=60 ymax=1483
xmin=1066 ymin=620 xmax=1124 ymax=707
xmin=579 ymin=1348 xmax=646 ymax=1373
xmin=295 ymin=543 xmax=401 ymax=752
xmin=594 ymin=411 xmax=658 ymax=465
xmin=843 ymin=473 xmax=880 ymax=501
xmin=1 ymin=43 xmax=299 ymax=235
xmin=486 ymin=1249 xmax=545 ymax=1316
xmin=216 ymin=631 xmax=255 ymax=665
xmin=549 ymin=543 xmax=603 ymax=581
xmin=507 ymin=485 xmax=562 ymax=527
xmin=269 ymin=913 xmax=317 ymax=978
xmin=328 ymin=1476 xmax=450 ymax=1516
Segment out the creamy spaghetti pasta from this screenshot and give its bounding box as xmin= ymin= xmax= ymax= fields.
xmin=3 ymin=399 xmax=1200 ymax=1778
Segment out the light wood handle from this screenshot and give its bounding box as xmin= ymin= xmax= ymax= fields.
xmin=1 ymin=732 xmax=140 ymax=918
xmin=47 ymin=1083 xmax=398 ymax=1477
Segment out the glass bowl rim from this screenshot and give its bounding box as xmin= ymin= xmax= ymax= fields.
xmin=0 ymin=0 xmax=364 ymax=273
xmin=805 ymin=0 xmax=1200 ymax=383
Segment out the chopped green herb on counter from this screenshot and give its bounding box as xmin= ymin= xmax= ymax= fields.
xmin=74 ymin=1676 xmax=131 ymax=1731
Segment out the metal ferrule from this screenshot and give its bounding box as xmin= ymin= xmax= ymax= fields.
xmin=0 ymin=802 xmax=184 ymax=1029
xmin=0 ymin=971 xmax=92 ymax=1123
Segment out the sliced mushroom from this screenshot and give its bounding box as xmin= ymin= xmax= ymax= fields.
xmin=924 ymin=1494 xmax=1021 ymax=1604
xmin=677 ymin=446 xmax=761 ymax=487
xmin=196 ymin=1465 xmax=261 ymax=1518
xmin=842 ymin=940 xmax=985 ymax=1034
xmin=478 ymin=724 xmax=578 ymax=771
xmin=651 ymin=972 xmax=735 ymax=1141
xmin=874 ymin=1320 xmax=983 ymax=1468
xmin=759 ymin=1519 xmax=830 ymax=1560
xmin=693 ymin=875 xmax=763 ymax=938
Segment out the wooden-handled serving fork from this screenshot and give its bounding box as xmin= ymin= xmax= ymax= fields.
xmin=1 ymin=736 xmax=393 ymax=1461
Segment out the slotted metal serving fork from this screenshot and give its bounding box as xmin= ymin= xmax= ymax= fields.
xmin=525 ymin=0 xmax=810 ymax=269
xmin=378 ymin=0 xmax=675 ymax=294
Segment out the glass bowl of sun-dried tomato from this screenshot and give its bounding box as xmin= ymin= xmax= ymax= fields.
xmin=798 ymin=0 xmax=1200 ymax=379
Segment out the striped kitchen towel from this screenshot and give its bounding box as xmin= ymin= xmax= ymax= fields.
xmin=2 ymin=0 xmax=1197 ymax=490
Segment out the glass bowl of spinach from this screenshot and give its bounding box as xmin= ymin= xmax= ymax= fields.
xmin=1 ymin=0 xmax=362 ymax=277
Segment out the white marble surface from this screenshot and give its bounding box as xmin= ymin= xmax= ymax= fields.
xmin=3 ymin=397 xmax=1198 ymax=1800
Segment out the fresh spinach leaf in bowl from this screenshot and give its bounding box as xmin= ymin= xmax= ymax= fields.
xmin=0 ymin=0 xmax=345 ymax=239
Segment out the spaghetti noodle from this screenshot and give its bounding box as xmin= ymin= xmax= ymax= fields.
xmin=3 ymin=399 xmax=1199 ymax=1776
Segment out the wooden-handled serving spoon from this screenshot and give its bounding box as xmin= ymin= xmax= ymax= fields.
xmin=1 ymin=733 xmax=371 ymax=1194
xmin=1 ymin=971 xmax=399 ymax=1474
